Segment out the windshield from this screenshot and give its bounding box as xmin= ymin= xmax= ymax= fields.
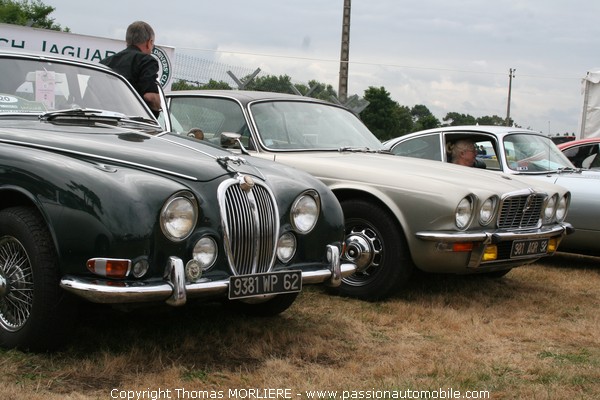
xmin=0 ymin=56 xmax=152 ymax=118
xmin=503 ymin=133 xmax=576 ymax=172
xmin=250 ymin=101 xmax=383 ymax=150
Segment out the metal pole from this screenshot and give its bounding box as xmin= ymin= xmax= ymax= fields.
xmin=506 ymin=68 xmax=515 ymax=126
xmin=338 ymin=0 xmax=351 ymax=103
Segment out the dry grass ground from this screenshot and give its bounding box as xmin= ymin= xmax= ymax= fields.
xmin=0 ymin=252 xmax=598 ymax=400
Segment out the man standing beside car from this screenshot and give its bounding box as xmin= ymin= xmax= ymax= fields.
xmin=100 ymin=21 xmax=161 ymax=117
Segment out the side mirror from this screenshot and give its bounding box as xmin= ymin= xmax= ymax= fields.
xmin=220 ymin=132 xmax=250 ymax=155
xmin=221 ymin=132 xmax=241 ymax=148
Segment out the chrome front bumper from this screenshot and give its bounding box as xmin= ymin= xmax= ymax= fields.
xmin=60 ymin=245 xmax=356 ymax=306
xmin=416 ymin=222 xmax=574 ymax=243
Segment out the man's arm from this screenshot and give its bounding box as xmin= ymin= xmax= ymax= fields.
xmin=143 ymin=92 xmax=161 ymax=115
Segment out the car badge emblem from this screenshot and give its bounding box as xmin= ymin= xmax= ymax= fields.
xmin=523 ymin=194 xmax=534 ymax=212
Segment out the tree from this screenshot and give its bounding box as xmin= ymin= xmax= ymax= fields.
xmin=411 ymin=104 xmax=440 ymax=131
xmin=476 ymin=115 xmax=506 ymax=126
xmin=0 ymin=0 xmax=67 ymax=31
xmin=442 ymin=112 xmax=477 ymax=126
xmin=361 ymin=86 xmax=412 ymax=140
xmin=296 ymin=79 xmax=338 ymax=102
xmin=245 ymin=74 xmax=294 ymax=93
xmin=171 ymin=79 xmax=232 ymax=91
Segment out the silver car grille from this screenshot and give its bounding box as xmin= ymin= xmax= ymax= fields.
xmin=498 ymin=193 xmax=545 ymax=229
xmin=218 ymin=176 xmax=279 ymax=276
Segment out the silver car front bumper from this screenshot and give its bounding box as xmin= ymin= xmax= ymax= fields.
xmin=60 ymin=245 xmax=355 ymax=306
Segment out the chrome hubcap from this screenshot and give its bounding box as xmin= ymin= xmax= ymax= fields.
xmin=344 ymin=227 xmax=381 ymax=273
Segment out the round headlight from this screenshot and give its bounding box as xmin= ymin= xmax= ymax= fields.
xmin=555 ymin=195 xmax=569 ymax=222
xmin=160 ymin=193 xmax=198 ymax=241
xmin=192 ymin=236 xmax=218 ymax=270
xmin=291 ymin=191 xmax=320 ymax=233
xmin=544 ymin=194 xmax=557 ymax=223
xmin=479 ymin=197 xmax=497 ymax=226
xmin=277 ymin=232 xmax=297 ymax=263
xmin=455 ymin=197 xmax=473 ymax=229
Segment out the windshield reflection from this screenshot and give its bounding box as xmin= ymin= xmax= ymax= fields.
xmin=0 ymin=56 xmax=151 ymax=118
xmin=250 ymin=101 xmax=382 ymax=150
xmin=503 ymin=134 xmax=575 ymax=172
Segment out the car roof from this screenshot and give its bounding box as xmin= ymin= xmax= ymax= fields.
xmin=557 ymin=137 xmax=600 ymax=150
xmin=384 ymin=125 xmax=546 ymax=146
xmin=165 ymin=89 xmax=336 ymax=106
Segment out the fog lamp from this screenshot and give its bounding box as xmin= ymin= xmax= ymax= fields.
xmin=548 ymin=238 xmax=558 ymax=253
xmin=192 ymin=236 xmax=218 ymax=270
xmin=482 ymin=245 xmax=498 ymax=261
xmin=131 ymin=258 xmax=150 ymax=278
xmin=277 ymin=232 xmax=297 ymax=263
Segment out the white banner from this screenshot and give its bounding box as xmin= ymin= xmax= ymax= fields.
xmin=0 ymin=23 xmax=174 ymax=90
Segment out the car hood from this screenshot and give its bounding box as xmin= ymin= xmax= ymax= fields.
xmin=266 ymin=151 xmax=542 ymax=193
xmin=0 ymin=119 xmax=267 ymax=182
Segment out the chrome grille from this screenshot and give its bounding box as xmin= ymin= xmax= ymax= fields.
xmin=498 ymin=193 xmax=545 ymax=229
xmin=219 ymin=177 xmax=279 ymax=276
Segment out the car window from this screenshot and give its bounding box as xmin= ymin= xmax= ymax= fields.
xmin=0 ymin=57 xmax=150 ymax=117
xmin=250 ymin=100 xmax=383 ymax=150
xmin=167 ymin=96 xmax=250 ymax=146
xmin=474 ymin=139 xmax=501 ymax=170
xmin=503 ymin=133 xmax=574 ymax=172
xmin=390 ymin=134 xmax=442 ymax=161
xmin=562 ymin=143 xmax=600 ymax=168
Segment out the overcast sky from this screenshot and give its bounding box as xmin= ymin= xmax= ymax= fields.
xmin=45 ymin=0 xmax=600 ymax=135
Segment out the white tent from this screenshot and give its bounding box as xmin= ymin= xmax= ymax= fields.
xmin=579 ymin=70 xmax=600 ymax=138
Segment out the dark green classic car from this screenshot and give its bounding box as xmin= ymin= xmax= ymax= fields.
xmin=0 ymin=51 xmax=354 ymax=351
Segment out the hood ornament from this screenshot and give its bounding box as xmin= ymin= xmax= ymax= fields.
xmin=239 ymin=175 xmax=255 ymax=192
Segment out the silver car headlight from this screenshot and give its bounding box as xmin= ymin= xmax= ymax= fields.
xmin=291 ymin=190 xmax=320 ymax=234
xmin=277 ymin=232 xmax=297 ymax=263
xmin=479 ymin=196 xmax=498 ymax=226
xmin=544 ymin=194 xmax=558 ymax=223
xmin=160 ymin=192 xmax=198 ymax=241
xmin=455 ymin=196 xmax=474 ymax=229
xmin=555 ymin=194 xmax=569 ymax=222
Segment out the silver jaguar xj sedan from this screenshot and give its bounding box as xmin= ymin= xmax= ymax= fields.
xmin=162 ymin=91 xmax=574 ymax=301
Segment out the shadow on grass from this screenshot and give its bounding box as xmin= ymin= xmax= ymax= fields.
xmin=541 ymin=251 xmax=600 ymax=271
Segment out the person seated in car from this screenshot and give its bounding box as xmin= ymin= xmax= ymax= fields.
xmin=448 ymin=139 xmax=486 ymax=168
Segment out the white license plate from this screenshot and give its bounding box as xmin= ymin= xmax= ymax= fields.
xmin=510 ymin=239 xmax=549 ymax=258
xmin=229 ymin=270 xmax=302 ymax=299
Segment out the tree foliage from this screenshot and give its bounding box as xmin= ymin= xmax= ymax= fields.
xmin=244 ymin=74 xmax=294 ymax=93
xmin=171 ymin=79 xmax=232 ymax=91
xmin=0 ymin=0 xmax=67 ymax=31
xmin=411 ymin=104 xmax=440 ymax=131
xmin=360 ymin=87 xmax=410 ymax=140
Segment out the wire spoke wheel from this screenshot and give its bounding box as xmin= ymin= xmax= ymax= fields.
xmin=0 ymin=236 xmax=34 ymax=332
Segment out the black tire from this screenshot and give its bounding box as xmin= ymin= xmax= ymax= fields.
xmin=0 ymin=207 xmax=74 ymax=351
xmin=336 ymin=199 xmax=414 ymax=301
xmin=229 ymin=292 xmax=299 ymax=317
